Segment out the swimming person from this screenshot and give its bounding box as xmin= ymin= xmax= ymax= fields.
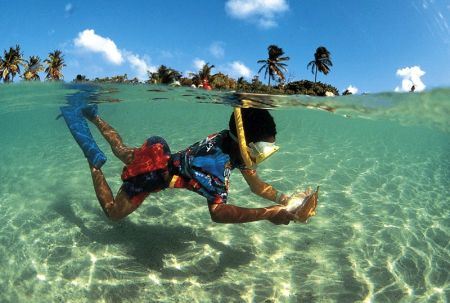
xmin=83 ymin=105 xmax=317 ymax=225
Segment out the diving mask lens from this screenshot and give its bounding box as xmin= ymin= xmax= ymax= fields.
xmin=248 ymin=141 xmax=280 ymax=164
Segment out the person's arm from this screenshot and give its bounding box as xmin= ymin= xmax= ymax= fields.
xmin=208 ymin=203 xmax=293 ymax=225
xmin=240 ymin=169 xmax=290 ymax=205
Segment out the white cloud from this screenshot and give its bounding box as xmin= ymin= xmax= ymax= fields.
xmin=258 ymin=18 xmax=277 ymax=28
xmin=74 ymin=29 xmax=124 ymax=65
xmin=160 ymin=50 xmax=175 ymax=59
xmin=193 ymin=58 xmax=206 ymax=70
xmin=65 ymin=3 xmax=74 ymax=14
xmin=394 ymin=66 xmax=426 ymax=92
xmin=184 ymin=70 xmax=195 ymax=78
xmin=222 ymin=61 xmax=252 ymax=79
xmin=209 ymin=42 xmax=225 ymax=58
xmin=422 ymin=0 xmax=433 ymax=9
xmin=125 ymin=52 xmax=156 ymax=80
xmin=346 ymin=85 xmax=358 ymax=94
xmin=225 ymin=0 xmax=289 ymax=28
xmin=74 ymin=29 xmax=157 ymax=80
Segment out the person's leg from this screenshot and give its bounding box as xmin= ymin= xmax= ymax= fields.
xmin=89 ymin=165 xmax=140 ymax=220
xmin=88 ymin=115 xmax=134 ymax=165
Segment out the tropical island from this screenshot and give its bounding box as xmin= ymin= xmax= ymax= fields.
xmin=1 ymin=44 xmax=349 ymax=96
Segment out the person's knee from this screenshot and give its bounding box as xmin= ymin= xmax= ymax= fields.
xmin=103 ymin=204 xmax=127 ymax=221
xmin=103 ymin=190 xmax=136 ymax=220
xmin=112 ymin=147 xmax=134 ymax=165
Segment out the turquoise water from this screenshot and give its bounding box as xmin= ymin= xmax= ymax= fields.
xmin=0 ymin=83 xmax=449 ymax=303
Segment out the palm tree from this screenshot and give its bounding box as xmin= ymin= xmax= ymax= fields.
xmin=307 ymin=46 xmax=332 ymax=83
xmin=74 ymin=74 xmax=89 ymax=82
xmin=236 ymin=76 xmax=245 ymax=90
xmin=111 ymin=74 xmax=128 ymax=83
xmin=211 ymin=72 xmax=236 ymax=90
xmin=199 ymin=63 xmax=215 ymax=82
xmin=257 ymin=45 xmax=289 ymax=86
xmin=148 ymin=65 xmax=181 ymax=84
xmin=22 ymin=56 xmax=44 ymax=81
xmin=190 ymin=63 xmax=215 ymax=86
xmin=44 ymin=50 xmax=66 ymax=81
xmin=0 ymin=45 xmax=24 ymax=83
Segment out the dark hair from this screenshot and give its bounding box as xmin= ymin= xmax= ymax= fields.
xmin=228 ymin=108 xmax=277 ymax=143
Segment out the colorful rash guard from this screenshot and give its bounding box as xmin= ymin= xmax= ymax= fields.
xmin=121 ymin=130 xmax=238 ymax=206
xmin=169 ymin=130 xmax=235 ymax=204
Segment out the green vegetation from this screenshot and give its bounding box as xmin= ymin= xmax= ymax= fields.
xmin=211 ymin=72 xmax=236 ymax=90
xmin=190 ymin=62 xmax=215 ymax=86
xmin=83 ymin=74 xmax=140 ymax=84
xmin=1 ymin=44 xmax=339 ymax=96
xmin=307 ymin=46 xmax=333 ymax=83
xmin=23 ymin=56 xmax=44 ymax=81
xmin=147 ymin=65 xmax=181 ymax=84
xmin=285 ymin=80 xmax=339 ymax=96
xmin=257 ymin=45 xmax=290 ymax=85
xmin=1 ymin=46 xmax=66 ymax=83
xmin=0 ymin=45 xmax=23 ymax=83
xmin=44 ymin=50 xmax=66 ymax=81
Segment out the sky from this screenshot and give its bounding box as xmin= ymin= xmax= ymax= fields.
xmin=2 ymin=0 xmax=450 ymax=93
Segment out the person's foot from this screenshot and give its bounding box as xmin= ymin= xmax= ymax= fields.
xmin=82 ymin=104 xmax=98 ymax=120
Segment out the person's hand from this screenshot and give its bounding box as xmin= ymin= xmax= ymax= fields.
xmin=287 ymin=186 xmax=319 ymax=223
xmin=268 ymin=206 xmax=295 ymax=225
xmin=290 ymin=187 xmax=312 ymax=200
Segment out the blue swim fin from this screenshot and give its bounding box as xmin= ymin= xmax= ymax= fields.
xmin=60 ymin=105 xmax=107 ymax=168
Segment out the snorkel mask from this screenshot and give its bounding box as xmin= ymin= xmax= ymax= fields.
xmin=247 ymin=141 xmax=280 ymax=164
xmin=233 ymin=107 xmax=279 ymax=168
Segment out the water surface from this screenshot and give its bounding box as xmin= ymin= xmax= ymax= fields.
xmin=0 ymin=83 xmax=448 ymax=302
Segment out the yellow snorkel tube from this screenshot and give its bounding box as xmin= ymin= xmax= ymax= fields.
xmin=233 ymin=107 xmax=279 ymax=169
xmin=234 ymin=107 xmax=254 ymax=169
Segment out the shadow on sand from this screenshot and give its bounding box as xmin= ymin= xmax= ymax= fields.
xmin=51 ymin=200 xmax=255 ymax=282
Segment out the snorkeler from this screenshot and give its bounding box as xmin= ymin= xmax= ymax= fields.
xmin=82 ymin=105 xmax=317 ymax=225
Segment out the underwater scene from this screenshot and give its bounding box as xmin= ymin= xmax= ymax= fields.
xmin=0 ymin=83 xmax=449 ymax=302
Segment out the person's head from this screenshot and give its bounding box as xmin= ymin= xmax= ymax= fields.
xmin=228 ymin=108 xmax=277 ymax=144
xmin=229 ymin=108 xmax=278 ymax=166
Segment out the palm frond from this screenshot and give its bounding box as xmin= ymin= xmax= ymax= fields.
xmin=258 ymin=44 xmax=289 ymax=85
xmin=257 ymin=64 xmax=267 ymax=74
xmin=278 ymin=56 xmax=290 ymax=62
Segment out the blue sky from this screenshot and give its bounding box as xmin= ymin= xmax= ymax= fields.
xmin=2 ymin=0 xmax=450 ymax=93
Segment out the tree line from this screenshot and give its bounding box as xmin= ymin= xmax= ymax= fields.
xmin=0 ymin=45 xmax=65 ymax=82
xmin=1 ymin=44 xmax=342 ymax=95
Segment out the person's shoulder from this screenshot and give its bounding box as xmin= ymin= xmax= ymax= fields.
xmin=213 ymin=130 xmax=231 ymax=148
xmin=203 ymin=130 xmax=228 ymax=145
xmin=187 ymin=130 xmax=228 ymax=155
xmin=216 ymin=129 xmax=230 ymax=140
